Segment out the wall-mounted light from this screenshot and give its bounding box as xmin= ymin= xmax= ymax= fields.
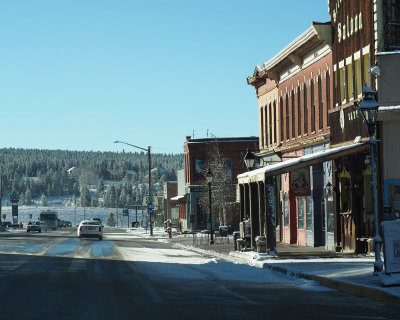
xmin=326 ymin=182 xmax=332 ymax=195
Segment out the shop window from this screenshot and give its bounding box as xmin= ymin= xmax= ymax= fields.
xmin=298 ymin=196 xmax=304 ymax=229
xmin=306 ymin=196 xmax=312 ymax=231
xmin=284 ymin=193 xmax=289 ymax=227
xmin=327 ymin=196 xmax=334 ymax=233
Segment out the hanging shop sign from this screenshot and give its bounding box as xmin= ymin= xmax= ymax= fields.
xmin=290 ymin=168 xmax=311 ymax=196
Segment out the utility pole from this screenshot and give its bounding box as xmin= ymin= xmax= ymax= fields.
xmin=148 ymin=146 xmax=153 ymax=236
xmin=114 ymin=140 xmax=153 ymax=235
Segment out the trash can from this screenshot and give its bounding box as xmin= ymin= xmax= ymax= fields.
xmin=255 ymin=236 xmax=266 ymax=253
xmin=219 ymin=225 xmax=228 ymax=237
xmin=233 ymin=231 xmax=240 ymax=251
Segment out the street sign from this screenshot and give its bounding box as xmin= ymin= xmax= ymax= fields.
xmin=12 ymin=205 xmax=18 ymax=216
xmin=122 ymin=209 xmax=129 ymax=216
xmin=147 ymin=203 xmax=154 ymax=210
xmin=148 ymin=208 xmax=154 ymax=215
xmin=10 ymin=191 xmax=19 ymax=203
xmin=146 ymin=196 xmax=155 ymax=204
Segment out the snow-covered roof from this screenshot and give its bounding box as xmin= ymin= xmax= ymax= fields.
xmin=67 ymin=167 xmax=76 ymax=173
xmin=125 ymin=170 xmax=137 ymax=175
xmin=106 ymin=169 xmax=116 ymax=175
xmin=379 ymin=105 xmax=400 ymax=111
xmin=171 ymin=195 xmax=185 ymax=201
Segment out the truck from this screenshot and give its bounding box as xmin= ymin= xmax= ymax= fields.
xmin=39 ymin=210 xmax=58 ymax=230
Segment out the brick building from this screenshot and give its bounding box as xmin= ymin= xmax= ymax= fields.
xmin=183 ymin=136 xmax=258 ymax=232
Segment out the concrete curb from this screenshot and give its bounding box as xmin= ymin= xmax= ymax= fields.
xmin=261 ymin=263 xmax=400 ymax=303
xmin=170 ymin=241 xmax=400 ymax=303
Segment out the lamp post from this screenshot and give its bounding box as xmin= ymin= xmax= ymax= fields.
xmin=205 ymin=168 xmax=214 ymax=245
xmin=357 ymin=85 xmax=383 ymax=275
xmin=244 ymin=148 xmax=256 ymax=171
xmin=114 ymin=140 xmax=153 ymax=236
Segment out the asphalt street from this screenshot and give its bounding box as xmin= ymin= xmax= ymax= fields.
xmin=0 ymin=228 xmax=399 ymax=320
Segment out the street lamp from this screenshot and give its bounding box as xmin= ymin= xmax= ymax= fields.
xmin=244 ymin=148 xmax=256 ymax=171
xmin=357 ymin=85 xmax=383 ymax=275
xmin=205 ymin=167 xmax=214 ymax=244
xmin=114 ymin=140 xmax=153 ymax=236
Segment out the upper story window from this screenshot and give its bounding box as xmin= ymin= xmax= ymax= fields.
xmin=326 ymin=71 xmax=331 ymax=127
xmin=363 ymin=52 xmax=370 ymax=88
xmin=340 ymin=65 xmax=346 ymax=103
xmin=286 ymin=94 xmax=290 ymax=140
xmin=260 ymin=107 xmax=264 ymax=148
xmin=347 ymin=61 xmax=353 ymax=100
xmin=273 ymin=101 xmax=277 ymax=145
xmin=318 ymin=75 xmax=323 ymax=130
xmin=354 ymin=58 xmax=362 ymax=97
xmin=291 ymin=90 xmax=295 ymax=139
xmin=222 ymin=159 xmax=232 ymax=179
xmin=194 ymin=159 xmax=204 ymax=178
xmin=303 ymin=83 xmax=308 ymax=134
xmin=280 ymin=97 xmax=284 ymax=143
xmin=311 ymin=79 xmax=315 ymax=132
xmin=297 ymin=86 xmax=301 ymax=136
xmin=268 ymin=103 xmax=273 ymax=146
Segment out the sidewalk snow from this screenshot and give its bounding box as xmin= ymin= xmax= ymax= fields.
xmin=125 ymin=227 xmax=400 ymax=301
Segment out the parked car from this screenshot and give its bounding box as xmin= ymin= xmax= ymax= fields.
xmin=77 ymin=220 xmax=103 ymax=240
xmin=27 ymin=221 xmax=47 ymax=233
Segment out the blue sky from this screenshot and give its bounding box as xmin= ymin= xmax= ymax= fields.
xmin=0 ymin=1 xmax=329 ymax=154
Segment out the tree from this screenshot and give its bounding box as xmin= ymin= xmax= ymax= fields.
xmin=198 ymin=142 xmax=236 ymax=226
xmin=106 ymin=215 xmax=116 ymax=227
xmin=80 ymin=186 xmax=91 ymax=208
xmin=25 ymin=188 xmax=33 ymax=205
xmin=41 ymin=194 xmax=48 ymax=207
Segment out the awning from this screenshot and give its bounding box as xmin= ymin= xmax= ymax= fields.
xmin=238 ymin=142 xmax=369 ymax=184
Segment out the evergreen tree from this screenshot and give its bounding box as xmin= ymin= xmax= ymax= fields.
xmin=25 ymin=188 xmax=33 ymax=205
xmin=41 ymin=194 xmax=48 ymax=207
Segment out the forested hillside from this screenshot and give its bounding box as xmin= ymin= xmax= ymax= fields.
xmin=0 ymin=148 xmax=183 ymax=208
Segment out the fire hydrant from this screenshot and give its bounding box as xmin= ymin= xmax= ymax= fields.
xmin=167 ymin=227 xmax=172 ymax=239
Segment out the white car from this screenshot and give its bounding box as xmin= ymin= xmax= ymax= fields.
xmin=77 ymin=220 xmax=103 ymax=240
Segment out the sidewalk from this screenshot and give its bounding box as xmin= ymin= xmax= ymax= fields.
xmin=163 ymin=231 xmax=400 ymax=302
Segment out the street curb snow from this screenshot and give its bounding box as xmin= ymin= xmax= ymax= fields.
xmin=170 ymin=241 xmax=400 ymax=303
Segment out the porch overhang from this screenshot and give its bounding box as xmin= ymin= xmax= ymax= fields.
xmin=237 ymin=142 xmax=369 ymax=184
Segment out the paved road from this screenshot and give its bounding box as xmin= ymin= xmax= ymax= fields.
xmin=0 ymin=228 xmax=399 ymax=320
